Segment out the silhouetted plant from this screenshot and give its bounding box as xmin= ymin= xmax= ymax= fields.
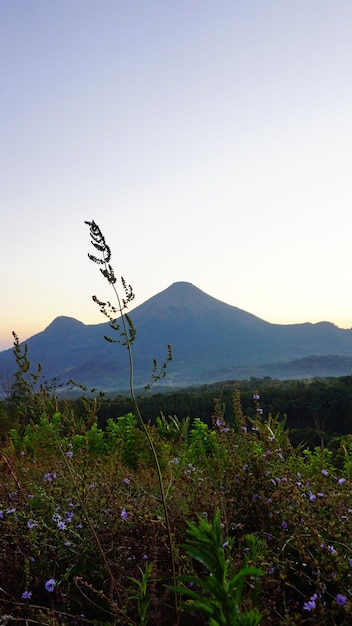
xmin=85 ymin=219 xmax=177 ymax=615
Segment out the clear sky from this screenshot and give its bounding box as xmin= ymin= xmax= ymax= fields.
xmin=1 ymin=0 xmax=352 ymax=352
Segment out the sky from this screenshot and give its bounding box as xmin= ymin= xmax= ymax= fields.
xmin=1 ymin=0 xmax=352 ymax=351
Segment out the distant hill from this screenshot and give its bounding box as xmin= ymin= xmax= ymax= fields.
xmin=1 ymin=281 xmax=352 ymax=391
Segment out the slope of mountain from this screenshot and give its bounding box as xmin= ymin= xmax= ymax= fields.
xmin=1 ymin=282 xmax=352 ymax=390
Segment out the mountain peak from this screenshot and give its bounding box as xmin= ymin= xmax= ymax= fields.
xmin=44 ymin=316 xmax=84 ymax=333
xmin=132 ymin=281 xmax=268 ymax=326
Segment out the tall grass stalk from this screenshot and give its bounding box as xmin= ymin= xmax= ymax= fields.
xmin=85 ymin=220 xmax=178 ymax=617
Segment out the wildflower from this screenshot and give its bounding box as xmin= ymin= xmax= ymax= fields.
xmin=256 ymin=408 xmax=263 ymax=415
xmin=321 ymin=469 xmax=328 ymax=476
xmin=45 ymin=578 xmax=56 ymax=592
xmin=0 ymin=510 xmax=3 ymax=519
xmin=281 ymin=521 xmax=288 ymax=529
xmin=121 ymin=508 xmax=128 ymax=521
xmin=349 ymin=558 xmax=352 ymax=567
xmin=123 ymin=477 xmax=130 ymax=484
xmin=253 ymin=393 xmax=260 ymax=400
xmin=338 ymin=477 xmax=346 ymax=485
xmin=336 ymin=593 xmax=347 ymax=606
xmin=44 ymin=472 xmax=57 ymax=482
xmin=27 ymin=520 xmax=37 ymax=529
xmin=328 ymin=545 xmax=337 ymax=555
xmin=6 ymin=508 xmax=16 ymax=514
xmin=21 ymin=590 xmax=32 ymax=600
xmin=169 ymin=457 xmax=180 ymax=465
xmin=303 ymin=593 xmax=317 ymax=611
xmin=66 ymin=451 xmax=73 ymax=458
xmin=57 ymin=520 xmax=66 ymax=530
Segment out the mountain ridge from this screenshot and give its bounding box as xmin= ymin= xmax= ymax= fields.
xmin=1 ymin=281 xmax=352 ymax=390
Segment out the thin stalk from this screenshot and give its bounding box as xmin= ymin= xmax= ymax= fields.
xmin=109 ymin=277 xmax=179 ymax=617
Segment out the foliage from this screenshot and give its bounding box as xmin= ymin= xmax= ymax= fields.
xmin=172 ymin=510 xmax=263 ymax=625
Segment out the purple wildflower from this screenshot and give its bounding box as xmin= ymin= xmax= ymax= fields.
xmin=45 ymin=578 xmax=56 ymax=592
xmin=328 ymin=545 xmax=337 ymax=555
xmin=336 ymin=593 xmax=347 ymax=606
xmin=27 ymin=520 xmax=37 ymax=529
xmin=253 ymin=393 xmax=260 ymax=400
xmin=121 ymin=508 xmax=128 ymax=521
xmin=123 ymin=477 xmax=130 ymax=484
xmin=338 ymin=477 xmax=346 ymax=485
xmin=66 ymin=451 xmax=73 ymax=458
xmin=303 ymin=593 xmax=317 ymax=611
xmin=321 ymin=469 xmax=328 ymax=476
xmin=281 ymin=521 xmax=288 ymax=529
xmin=22 ymin=590 xmax=32 ymax=600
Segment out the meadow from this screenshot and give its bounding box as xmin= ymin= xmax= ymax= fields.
xmin=1 ymin=221 xmax=351 ymax=624
xmin=1 ymin=384 xmax=352 ymax=625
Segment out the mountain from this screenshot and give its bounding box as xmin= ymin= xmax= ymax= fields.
xmin=1 ymin=281 xmax=352 ymax=391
